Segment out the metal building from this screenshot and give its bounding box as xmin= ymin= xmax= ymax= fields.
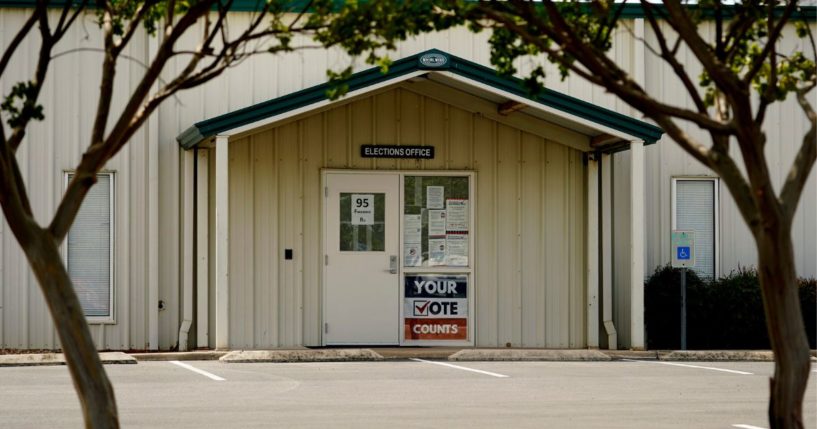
xmin=0 ymin=7 xmax=814 ymax=352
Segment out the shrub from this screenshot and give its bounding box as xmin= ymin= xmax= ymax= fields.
xmin=644 ymin=266 xmax=816 ymax=350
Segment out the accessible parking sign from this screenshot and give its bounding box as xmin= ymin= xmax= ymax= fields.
xmin=671 ymin=230 xmax=695 ymax=268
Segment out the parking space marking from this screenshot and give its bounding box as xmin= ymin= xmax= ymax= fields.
xmin=732 ymin=424 xmax=766 ymax=429
xmin=411 ymin=358 xmax=509 ymax=378
xmin=169 ymin=361 xmax=226 ymax=381
xmin=622 ymin=359 xmax=753 ymax=375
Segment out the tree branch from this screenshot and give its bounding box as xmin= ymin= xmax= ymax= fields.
xmin=641 ymin=1 xmax=708 ymax=114
xmin=661 ymin=0 xmax=745 ymax=98
xmin=112 ymin=0 xmax=158 ymax=56
xmin=89 ymin=1 xmax=116 ymax=148
xmin=6 ymin=2 xmax=56 ymax=153
xmin=0 ymin=2 xmax=43 ymax=79
xmin=743 ymin=1 xmax=796 ymax=86
xmin=49 ymin=0 xmax=216 ymax=242
xmin=53 ymin=0 xmax=87 ymax=40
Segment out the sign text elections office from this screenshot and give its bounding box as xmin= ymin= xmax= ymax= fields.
xmin=361 ymin=145 xmax=434 ymax=159
xmin=404 ymin=275 xmax=467 ymax=341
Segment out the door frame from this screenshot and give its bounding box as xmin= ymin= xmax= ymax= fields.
xmin=321 ymin=169 xmax=477 ymax=347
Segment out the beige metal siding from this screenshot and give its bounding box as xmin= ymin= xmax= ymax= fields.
xmin=2 ymin=9 xmax=813 ymax=351
xmin=0 ymin=10 xmax=153 ymax=350
xmin=224 ymin=87 xmax=587 ymax=348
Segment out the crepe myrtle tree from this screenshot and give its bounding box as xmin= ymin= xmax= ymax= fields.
xmin=316 ymin=1 xmax=817 ymax=427
xmin=0 ymin=0 xmax=436 ymax=427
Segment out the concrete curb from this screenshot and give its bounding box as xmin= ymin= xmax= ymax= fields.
xmin=450 ymin=349 xmax=611 ymax=361
xmin=219 ymin=349 xmax=384 ymax=363
xmin=601 ymin=350 xmax=660 ymax=360
xmin=658 ymin=350 xmax=775 ymax=361
xmin=130 ymin=351 xmax=228 ymax=361
xmin=0 ymin=352 xmax=136 ymax=367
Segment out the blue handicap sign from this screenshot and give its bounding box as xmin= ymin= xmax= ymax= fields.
xmin=677 ymin=246 xmax=691 ymax=260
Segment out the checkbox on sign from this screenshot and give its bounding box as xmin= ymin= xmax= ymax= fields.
xmin=414 ymin=300 xmax=430 ymax=316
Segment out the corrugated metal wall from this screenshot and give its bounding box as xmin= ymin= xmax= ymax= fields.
xmin=2 ymin=10 xmax=814 ymax=350
xmin=0 ymin=9 xmax=154 ymax=350
xmin=219 ymin=86 xmax=587 ymax=348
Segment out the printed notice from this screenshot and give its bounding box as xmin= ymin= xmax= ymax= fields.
xmin=351 ymin=194 xmax=374 ymax=225
xmin=445 ymin=199 xmax=468 ymax=232
xmin=446 ymin=234 xmax=468 ymax=266
xmin=428 ymin=210 xmax=446 ymax=236
xmin=404 ymin=214 xmax=422 ymax=244
xmin=404 ymin=243 xmax=422 ymax=267
xmin=427 ymin=186 xmax=444 ymax=209
xmin=428 ymin=238 xmax=446 ymax=266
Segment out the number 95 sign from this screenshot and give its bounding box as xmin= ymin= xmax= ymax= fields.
xmin=351 ymin=194 xmax=374 ymax=225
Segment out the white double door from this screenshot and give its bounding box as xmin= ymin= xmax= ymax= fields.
xmin=324 ymin=172 xmax=400 ymax=345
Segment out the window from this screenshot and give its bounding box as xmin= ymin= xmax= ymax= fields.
xmin=672 ymin=178 xmax=718 ymax=279
xmin=65 ymin=172 xmax=114 ymax=320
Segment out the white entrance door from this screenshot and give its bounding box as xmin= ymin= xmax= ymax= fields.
xmin=324 ymin=172 xmax=400 ymax=345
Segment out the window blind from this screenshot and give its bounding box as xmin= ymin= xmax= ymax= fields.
xmin=67 ymin=174 xmax=112 ymax=318
xmin=676 ymin=180 xmax=715 ymax=279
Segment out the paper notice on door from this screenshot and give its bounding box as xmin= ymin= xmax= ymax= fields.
xmin=404 ymin=243 xmax=422 ymax=267
xmin=351 ymin=194 xmax=374 ymax=225
xmin=404 ymin=214 xmax=422 ymax=244
xmin=427 ymin=186 xmax=444 ymax=209
xmin=446 ymin=234 xmax=468 ymax=266
xmin=428 ymin=238 xmax=446 ymax=266
xmin=428 ymin=210 xmax=446 ymax=236
xmin=445 ymin=199 xmax=468 ymax=232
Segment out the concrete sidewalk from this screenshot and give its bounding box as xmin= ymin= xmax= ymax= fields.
xmin=2 ymin=348 xmax=811 ymax=366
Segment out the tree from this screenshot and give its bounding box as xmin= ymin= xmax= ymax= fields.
xmin=318 ymin=1 xmax=815 ymax=427
xmin=0 ymin=0 xmax=383 ymax=427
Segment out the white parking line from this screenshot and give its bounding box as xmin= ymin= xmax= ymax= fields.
xmin=732 ymin=424 xmax=766 ymax=429
xmin=411 ymin=358 xmax=509 ymax=378
xmin=169 ymin=360 xmax=226 ymax=381
xmin=622 ymin=359 xmax=753 ymax=375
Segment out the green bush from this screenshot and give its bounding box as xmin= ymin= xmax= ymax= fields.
xmin=645 ymin=266 xmax=816 ymax=350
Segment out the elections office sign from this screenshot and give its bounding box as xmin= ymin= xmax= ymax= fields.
xmin=403 ymin=274 xmax=468 ymax=342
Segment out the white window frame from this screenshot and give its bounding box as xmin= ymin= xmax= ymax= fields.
xmin=671 ymin=177 xmax=719 ymax=279
xmin=63 ymin=171 xmax=116 ymax=324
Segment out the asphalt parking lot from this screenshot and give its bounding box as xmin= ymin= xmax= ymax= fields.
xmin=0 ymin=360 xmax=814 ymax=428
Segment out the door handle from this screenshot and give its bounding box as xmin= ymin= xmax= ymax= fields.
xmin=389 ymin=255 xmax=398 ymax=274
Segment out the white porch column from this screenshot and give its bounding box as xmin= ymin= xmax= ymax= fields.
xmin=630 ymin=140 xmax=645 ymax=350
xmin=178 ymin=150 xmax=195 ymax=351
xmin=196 ymin=149 xmax=210 ymax=348
xmin=586 ymin=154 xmax=599 ymax=348
xmin=601 ymin=153 xmax=617 ymax=350
xmin=215 ymin=135 xmax=230 ymax=350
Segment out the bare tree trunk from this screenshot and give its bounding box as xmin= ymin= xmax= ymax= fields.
xmin=755 ymin=219 xmax=810 ymax=429
xmin=22 ymin=230 xmax=119 ymax=429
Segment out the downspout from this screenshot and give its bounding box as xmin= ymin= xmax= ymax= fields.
xmin=178 ymin=150 xmax=195 ymax=351
xmin=601 ymin=152 xmax=617 ymax=350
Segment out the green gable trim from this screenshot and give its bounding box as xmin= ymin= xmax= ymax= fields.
xmin=2 ymin=0 xmax=814 ymax=21
xmin=177 ymin=49 xmax=663 ymax=149
xmin=178 ymin=51 xmax=426 ymax=149
xmin=443 ymin=54 xmax=663 ymax=147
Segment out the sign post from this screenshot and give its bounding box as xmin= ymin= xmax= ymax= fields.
xmin=671 ymin=230 xmax=695 ymax=350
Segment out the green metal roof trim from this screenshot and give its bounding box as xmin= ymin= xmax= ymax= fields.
xmin=177 ymin=49 xmax=663 ymax=149
xmin=2 ymin=0 xmax=814 ymax=20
